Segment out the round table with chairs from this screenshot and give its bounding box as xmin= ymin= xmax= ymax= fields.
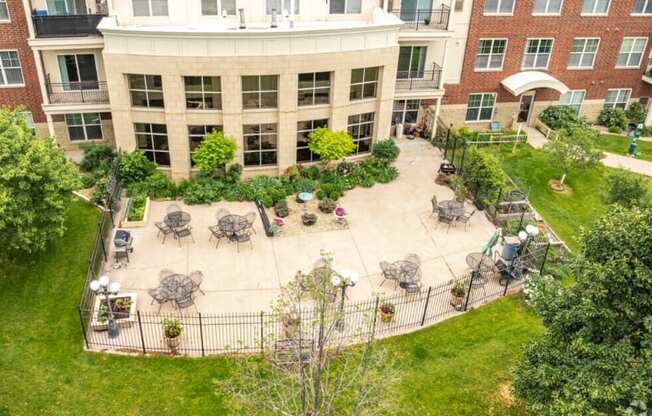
xmin=164 ymin=211 xmax=191 ymax=229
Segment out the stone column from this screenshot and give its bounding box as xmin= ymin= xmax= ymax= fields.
xmin=163 ymin=75 xmax=190 ymax=181
xmin=277 ymin=72 xmax=298 ymax=171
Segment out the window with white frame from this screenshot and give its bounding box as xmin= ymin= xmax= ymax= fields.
xmin=242 ymin=75 xmax=278 ymax=109
xmin=633 ymin=0 xmax=652 ymax=14
xmin=465 ymin=93 xmax=495 ymax=122
xmin=475 ymin=39 xmax=507 ymax=71
xmin=243 ymin=124 xmax=278 ymax=166
xmin=128 ymin=74 xmax=164 ymax=108
xmin=616 ymin=38 xmax=647 ymax=68
xmin=559 ymin=90 xmax=585 ymax=114
xmin=350 ymin=67 xmax=379 ymax=101
xmin=392 ymin=100 xmax=420 ymax=125
xmin=266 ymin=0 xmax=299 ymax=14
xmin=533 ymin=0 xmax=563 ymax=14
xmin=581 ymin=0 xmax=610 ymax=15
xmin=604 ymin=89 xmax=631 ymax=109
xmin=330 ymin=0 xmax=361 ymax=14
xmin=184 ymin=76 xmax=221 ymax=110
xmin=296 ymin=119 xmax=328 ymax=163
xmin=298 ymin=72 xmax=330 ymax=106
xmin=0 ymin=0 xmax=9 ymax=21
xmin=484 ymin=0 xmax=515 ymax=15
xmin=132 ymin=0 xmax=168 ymax=16
xmin=135 ymin=123 xmax=170 ymax=166
xmin=347 ymin=113 xmax=374 ymax=154
xmin=189 ymin=125 xmax=223 ymax=167
xmin=0 ymin=51 xmax=23 ymax=86
xmin=66 ymin=113 xmax=103 ymax=141
xmin=201 ymin=0 xmax=236 ymax=15
xmin=522 ymin=38 xmax=554 ymax=69
xmin=568 ymin=38 xmax=599 ymax=69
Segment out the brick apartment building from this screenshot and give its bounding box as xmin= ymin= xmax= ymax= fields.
xmin=440 ymin=0 xmax=652 ymax=130
xmin=0 ymin=0 xmax=46 ymax=132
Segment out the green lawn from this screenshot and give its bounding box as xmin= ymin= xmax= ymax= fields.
xmin=0 ymin=199 xmax=542 ymax=415
xmin=593 ymin=134 xmax=652 ymax=162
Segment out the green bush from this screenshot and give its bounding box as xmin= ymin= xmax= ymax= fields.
xmin=539 ymin=106 xmax=589 ymax=132
xmin=625 ymin=102 xmax=647 ymax=125
xmin=605 ymin=170 xmax=650 ymax=209
xmin=120 ymin=150 xmax=156 ymax=185
xmin=301 ymin=165 xmax=321 ymax=180
xmin=462 ymin=147 xmax=508 ymax=207
xmin=127 ymin=194 xmax=147 ymax=221
xmin=80 ymin=174 xmax=97 ymax=189
xmin=318 ymin=197 xmax=337 ymax=213
xmin=296 ymin=177 xmax=316 ymax=193
xmin=598 ymin=108 xmax=628 ymax=133
xmin=91 ymin=175 xmax=109 ymax=206
xmin=79 ymin=144 xmax=116 ymax=173
xmin=128 ymin=171 xmax=176 ymax=199
xmin=317 ymin=182 xmax=343 ymax=201
xmin=372 ymin=139 xmax=401 ymax=162
xmin=274 ymin=199 xmax=289 ymax=217
xmin=191 ymin=131 xmax=237 ymax=175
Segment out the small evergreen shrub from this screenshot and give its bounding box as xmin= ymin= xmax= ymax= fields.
xmin=119 ymin=150 xmax=156 ymax=185
xmin=79 ymin=144 xmax=116 ymax=173
xmin=372 ymin=139 xmax=401 ymax=162
xmin=598 ymin=108 xmax=628 ymax=133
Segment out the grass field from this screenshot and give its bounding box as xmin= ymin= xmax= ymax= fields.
xmin=592 ymin=134 xmax=652 ymax=162
xmin=0 ymin=199 xmax=542 ymax=415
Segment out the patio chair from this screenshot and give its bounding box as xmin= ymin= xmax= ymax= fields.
xmin=404 ymin=253 xmax=421 ymax=266
xmin=234 ymin=230 xmax=253 ymax=252
xmin=244 ymin=211 xmax=257 ymax=234
xmin=188 ymin=270 xmax=205 ymax=296
xmin=430 ymin=195 xmax=438 ymax=216
xmin=403 ymin=280 xmax=423 ymax=294
xmin=379 ymin=261 xmax=401 ymax=289
xmin=159 ymin=269 xmax=175 ymax=282
xmin=147 ymin=288 xmax=169 ymax=313
xmin=208 ymin=225 xmax=228 ymax=248
xmin=166 ymin=203 xmax=181 ymax=215
xmin=437 ymin=209 xmax=455 ymax=232
xmin=215 ymin=208 xmax=230 ymax=222
xmin=175 ymin=292 xmax=196 ymax=311
xmin=174 ymin=225 xmax=195 ymax=247
xmin=155 ymin=221 xmax=174 ymax=243
xmin=456 ymin=209 xmax=476 ymax=231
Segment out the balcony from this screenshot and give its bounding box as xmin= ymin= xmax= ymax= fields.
xmin=390 ymin=5 xmax=450 ymax=31
xmin=395 ymin=64 xmax=442 ymax=93
xmin=643 ymin=58 xmax=652 ymax=85
xmin=46 ymin=80 xmax=109 ymax=105
xmin=32 ymin=14 xmax=105 ymax=38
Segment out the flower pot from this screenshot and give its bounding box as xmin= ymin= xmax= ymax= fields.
xmin=450 ymin=294 xmax=465 ymax=310
xmin=379 ymin=311 xmax=395 ymax=323
xmin=166 ymin=335 xmax=181 ymax=353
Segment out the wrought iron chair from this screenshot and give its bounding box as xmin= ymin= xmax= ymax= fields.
xmin=175 ymin=292 xmax=196 ymax=311
xmin=147 ymin=288 xmax=169 ymax=313
xmin=430 ymin=195 xmax=438 ymax=217
xmin=155 ymin=221 xmax=174 ymax=243
xmin=174 ymin=225 xmax=195 ymax=247
xmin=235 ymin=229 xmax=253 ymax=252
xmin=215 ymin=208 xmax=230 ymax=222
xmin=244 ymin=211 xmax=257 ymax=235
xmin=379 ymin=261 xmax=401 ymax=289
xmin=437 ymin=208 xmax=455 ymax=232
xmin=456 ymin=209 xmax=476 ymax=231
xmin=208 ymin=225 xmax=228 ymax=248
xmin=166 ymin=203 xmax=181 ymax=214
xmin=188 ymin=270 xmax=205 ymax=296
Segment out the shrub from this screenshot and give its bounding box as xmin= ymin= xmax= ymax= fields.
xmin=178 ymin=177 xmax=225 ymax=205
xmin=462 ymin=147 xmax=508 ymax=207
xmin=127 ymin=194 xmax=147 ymax=221
xmin=336 ymin=161 xmax=357 ymax=176
xmin=625 ymin=101 xmax=647 ymax=125
xmin=375 ymin=165 xmax=399 ymax=183
xmin=91 ymin=175 xmax=109 ymax=206
xmin=301 ymin=165 xmax=321 ymax=180
xmin=450 ymin=175 xmax=467 ymax=201
xmin=80 ymin=174 xmax=97 ymax=189
xmin=317 ymin=182 xmax=344 ymax=201
xmin=598 ymin=108 xmax=628 ymax=133
xmin=128 ymin=171 xmax=176 ymax=199
xmin=539 ymin=105 xmax=589 ymax=132
xmin=191 ymin=131 xmax=237 ymax=176
xmin=274 ymin=199 xmax=289 ymax=217
xmin=318 ymin=197 xmax=337 ymax=213
xmin=79 ymin=144 xmax=115 ymax=173
xmin=372 ymin=139 xmax=400 ymax=162
xmin=222 ymin=163 xmax=243 ymax=184
xmin=308 ymin=128 xmax=356 ymax=164
xmin=120 ymin=150 xmax=156 ymax=185
xmin=605 ymin=170 xmax=650 ymax=209
xmin=296 ymin=177 xmax=316 ymax=193
xmin=302 ymin=212 xmax=317 ymax=226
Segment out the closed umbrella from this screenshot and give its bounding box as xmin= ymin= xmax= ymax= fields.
xmin=482 ymin=229 xmax=502 ymax=258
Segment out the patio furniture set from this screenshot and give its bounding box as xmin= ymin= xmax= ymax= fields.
xmin=380 ymin=253 xmax=423 ymax=294
xmin=155 ymin=204 xmax=195 ymax=246
xmin=431 ymin=195 xmax=476 ymax=231
xmin=209 ymin=209 xmax=256 ymax=251
xmin=148 ymin=269 xmax=205 ymax=312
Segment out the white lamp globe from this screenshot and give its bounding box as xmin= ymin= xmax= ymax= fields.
xmin=518 ymin=231 xmax=528 ymax=242
xmin=109 ymin=281 xmax=121 ymax=294
xmin=98 ymin=275 xmax=110 ymax=287
xmin=526 ymin=224 xmax=540 ymax=237
xmin=331 ymin=275 xmax=341 ymax=287
xmin=350 ymin=272 xmax=359 ymax=285
xmin=89 ymin=280 xmax=100 ymax=292
xmin=340 ymin=269 xmax=351 ymax=280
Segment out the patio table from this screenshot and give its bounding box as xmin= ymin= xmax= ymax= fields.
xmin=218 ymin=214 xmax=249 ymax=238
xmin=159 ymin=274 xmax=195 ymax=301
xmin=438 ymin=200 xmax=465 ymax=218
xmin=466 ymin=252 xmax=494 ymax=274
xmin=396 ymin=260 xmax=421 ymax=284
xmin=164 ymin=211 xmax=191 ymax=229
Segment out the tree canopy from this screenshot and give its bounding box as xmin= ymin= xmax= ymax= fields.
xmin=191 ymin=130 xmax=237 ymax=175
xmin=0 ymin=109 xmax=80 ymax=254
xmin=543 ymin=128 xmax=603 ymax=187
xmin=308 ymin=128 xmax=356 ymax=165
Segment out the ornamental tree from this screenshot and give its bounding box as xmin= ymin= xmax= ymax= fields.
xmin=543 ymin=128 xmax=602 ymax=188
xmin=191 ymin=130 xmax=237 ymax=176
xmin=308 ymin=128 xmax=356 ymax=165
xmin=0 ymin=108 xmax=80 ymax=254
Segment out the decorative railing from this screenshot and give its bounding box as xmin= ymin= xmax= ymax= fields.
xmin=395 ymin=64 xmax=442 ymax=91
xmin=46 ymin=80 xmax=109 ymax=105
xmin=390 ymin=5 xmax=451 ymax=30
xmin=32 ymin=14 xmax=105 ymax=38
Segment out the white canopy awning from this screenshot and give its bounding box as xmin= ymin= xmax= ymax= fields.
xmin=501 ymin=71 xmax=569 ymax=96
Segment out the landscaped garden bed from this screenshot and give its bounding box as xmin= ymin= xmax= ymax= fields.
xmin=90 ymin=292 xmax=138 ymax=331
xmin=120 ymin=195 xmax=150 ymax=228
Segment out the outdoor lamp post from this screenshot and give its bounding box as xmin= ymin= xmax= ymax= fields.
xmin=89 ymin=275 xmax=121 ymax=338
xmin=331 ymin=269 xmax=359 ymax=331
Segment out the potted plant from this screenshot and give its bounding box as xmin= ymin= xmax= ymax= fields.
xmin=282 ymin=315 xmax=301 ymax=338
xmin=162 ymin=319 xmax=182 ymax=353
xmin=318 ymin=197 xmax=337 ymax=214
xmin=378 ymin=302 xmax=396 ymax=323
xmin=302 ymin=212 xmax=318 ymax=226
xmin=274 ymin=199 xmax=289 ymax=218
xmin=450 ymin=281 xmax=467 ymax=310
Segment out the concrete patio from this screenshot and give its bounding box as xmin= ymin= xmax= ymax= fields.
xmin=107 ymin=138 xmax=497 ymax=314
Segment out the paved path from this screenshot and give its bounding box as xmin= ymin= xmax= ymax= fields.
xmin=523 ymin=126 xmax=547 ymax=149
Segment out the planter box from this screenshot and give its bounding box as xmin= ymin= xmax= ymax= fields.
xmin=91 ymin=292 xmax=138 ymax=332
xmin=120 ymin=197 xmax=150 ymax=228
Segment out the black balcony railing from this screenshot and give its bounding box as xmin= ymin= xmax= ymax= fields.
xmin=32 ymin=14 xmax=105 ymax=38
xmin=46 ymin=80 xmax=109 ymax=105
xmin=396 ymin=64 xmax=442 ymax=91
xmin=646 ymin=58 xmax=652 ymax=77
xmin=390 ymin=5 xmax=450 ymax=30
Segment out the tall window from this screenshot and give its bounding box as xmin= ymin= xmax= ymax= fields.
xmin=298 ymin=72 xmax=330 ymax=106
xmin=243 ymin=124 xmax=278 ymax=167
xmin=65 ymin=113 xmax=103 ymax=141
xmin=296 ymin=119 xmax=328 ymax=163
xmin=522 ymin=38 xmax=554 ymax=69
xmin=189 ymin=125 xmax=222 ymax=166
xmin=568 ymin=38 xmax=599 ymax=69
xmin=581 ymin=0 xmax=610 ymax=15
xmin=0 ymin=51 xmax=23 ymax=86
xmin=392 ymin=100 xmax=420 ymax=125
xmin=533 ymin=0 xmax=563 ymax=14
xmin=0 ymin=0 xmax=9 ymax=21
xmin=347 ymin=113 xmax=374 ymax=155
xmin=350 ymin=67 xmax=379 ymax=101
xmin=128 ymin=74 xmax=164 ymax=108
xmin=330 ymin=0 xmax=361 ymax=13
xmin=604 ymin=89 xmax=631 ymax=109
xmin=132 ymin=0 xmax=168 ymax=16
xmin=465 ymin=93 xmax=495 ymax=122
xmin=398 ymin=46 xmax=427 ymax=78
xmin=57 ymin=53 xmax=98 ymax=89
xmin=202 ymin=0 xmax=236 ymax=15
xmin=559 ymin=90 xmax=585 ymax=114
xmin=616 ymin=38 xmax=647 ymax=68
xmin=266 ymin=0 xmax=299 ymax=14
xmin=484 ymin=0 xmax=515 ymax=14
xmin=474 ymin=39 xmax=507 ymax=71
xmin=184 ymin=76 xmax=221 ymax=110
xmin=135 ymin=123 xmax=170 ymax=166
xmin=633 ymin=0 xmax=652 ymax=14
xmin=242 ymin=75 xmax=278 ymax=109
xmin=454 ymin=0 xmax=464 ymax=11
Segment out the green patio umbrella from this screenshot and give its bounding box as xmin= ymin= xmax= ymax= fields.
xmin=482 ymin=229 xmax=502 ymax=258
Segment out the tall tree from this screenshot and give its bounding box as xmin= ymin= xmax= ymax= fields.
xmin=0 ymin=109 xmax=80 ymax=254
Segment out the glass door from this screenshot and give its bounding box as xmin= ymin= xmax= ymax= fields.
xmin=400 ymin=0 xmax=433 ymax=22
xmin=517 ymin=92 xmax=535 ymax=123
xmin=58 ymin=54 xmax=99 ymax=90
xmin=398 ymin=46 xmax=427 ymax=79
xmin=46 ymin=0 xmax=76 ymax=15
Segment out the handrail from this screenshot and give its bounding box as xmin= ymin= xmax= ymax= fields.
xmin=46 ymin=80 xmax=109 ymax=104
xmin=395 ymin=63 xmax=442 ymax=91
xmin=32 ymin=14 xmax=105 ymax=38
xmin=390 ymin=5 xmax=450 ymax=30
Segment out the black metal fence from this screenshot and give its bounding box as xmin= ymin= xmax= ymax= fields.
xmin=32 ymin=14 xmax=105 ymax=38
xmin=396 ymin=64 xmax=442 ymax=91
xmin=390 ymin=6 xmax=451 ymax=30
xmin=46 ymin=79 xmax=110 ymax=105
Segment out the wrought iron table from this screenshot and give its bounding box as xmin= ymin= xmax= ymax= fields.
xmin=164 ymin=211 xmax=191 ymax=229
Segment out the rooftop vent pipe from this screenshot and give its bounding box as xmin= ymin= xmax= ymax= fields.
xmin=238 ymin=8 xmax=246 ymax=29
xmin=271 ymin=8 xmax=277 ymax=28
